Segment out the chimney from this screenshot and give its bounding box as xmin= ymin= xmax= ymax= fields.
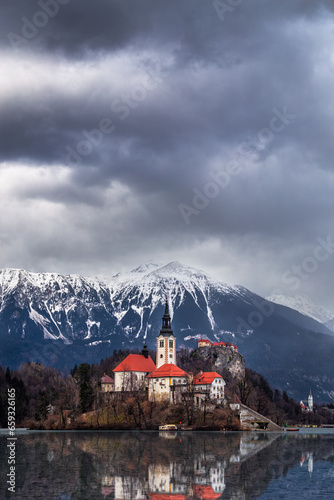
xmin=142 ymin=344 xmax=149 ymax=359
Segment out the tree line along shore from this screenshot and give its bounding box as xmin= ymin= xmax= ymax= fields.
xmin=1 ymin=348 xmax=333 ymax=431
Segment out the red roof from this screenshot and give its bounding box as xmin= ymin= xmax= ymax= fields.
xmin=148 ymin=495 xmax=186 ymax=500
xmin=193 ymin=372 xmax=223 ymax=385
xmin=100 ymin=373 xmax=114 ymax=384
xmin=199 ymin=339 xmax=212 ymax=344
xmin=193 ymin=485 xmax=221 ymax=499
xmin=113 ymin=354 xmax=156 ymax=373
xmin=146 ymin=363 xmax=188 ymax=378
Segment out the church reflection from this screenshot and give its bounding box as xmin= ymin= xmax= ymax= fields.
xmin=96 ymin=432 xmax=279 ymax=500
xmin=1 ymin=430 xmax=333 ymax=499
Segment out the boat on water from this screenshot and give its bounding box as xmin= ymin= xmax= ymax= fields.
xmin=284 ymin=427 xmax=299 ymax=432
xmin=159 ymin=424 xmax=178 ymax=431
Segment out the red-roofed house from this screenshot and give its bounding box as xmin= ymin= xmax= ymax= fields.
xmin=113 ymin=346 xmax=156 ymax=391
xmin=193 ymin=371 xmax=225 ymax=405
xmin=100 ymin=373 xmax=114 ymax=392
xmin=192 ymin=485 xmax=222 ymax=500
xmin=147 ymin=495 xmax=186 ymax=500
xmin=198 ymin=339 xmax=212 ymax=347
xmin=146 ymin=363 xmax=190 ymax=402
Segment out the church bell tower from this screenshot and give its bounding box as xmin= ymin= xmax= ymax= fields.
xmin=156 ymin=299 xmax=176 ymax=368
xmin=308 ymin=388 xmax=313 ymax=412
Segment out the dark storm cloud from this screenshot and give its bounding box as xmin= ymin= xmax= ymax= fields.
xmin=1 ymin=0 xmax=334 ymax=308
xmin=1 ymin=0 xmax=332 ymax=57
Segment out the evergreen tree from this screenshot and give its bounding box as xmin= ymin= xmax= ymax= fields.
xmin=76 ymin=363 xmax=94 ymax=413
xmin=5 ymin=367 xmax=11 ymax=384
xmin=70 ymin=364 xmax=78 ymax=377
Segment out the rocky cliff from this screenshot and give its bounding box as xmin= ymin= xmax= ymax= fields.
xmin=197 ymin=345 xmax=245 ymax=380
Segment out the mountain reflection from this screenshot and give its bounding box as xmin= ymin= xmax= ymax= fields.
xmin=1 ymin=431 xmax=334 ymax=499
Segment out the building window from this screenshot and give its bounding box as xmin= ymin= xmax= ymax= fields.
xmin=160 ymin=354 xmax=163 ymax=358
xmin=159 ymin=340 xmax=164 ymax=348
xmin=169 ymin=354 xmax=173 ymax=358
xmin=169 ymin=340 xmax=173 ymax=348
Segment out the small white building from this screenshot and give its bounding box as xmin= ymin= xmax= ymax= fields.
xmin=100 ymin=373 xmax=114 ymax=392
xmin=193 ymin=371 xmax=225 ymax=406
xmin=146 ymin=363 xmax=189 ymax=402
xmin=114 ymin=476 xmax=146 ymax=500
xmin=300 ymin=388 xmax=314 ymax=412
xmin=113 ymin=347 xmax=156 ymax=392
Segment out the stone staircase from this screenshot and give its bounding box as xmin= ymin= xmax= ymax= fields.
xmin=239 ymin=404 xmax=282 ymax=431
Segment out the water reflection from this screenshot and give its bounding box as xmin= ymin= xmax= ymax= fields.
xmin=1 ymin=430 xmax=334 ymax=499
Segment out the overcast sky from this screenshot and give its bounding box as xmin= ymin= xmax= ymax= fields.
xmin=1 ymin=0 xmax=334 ymax=308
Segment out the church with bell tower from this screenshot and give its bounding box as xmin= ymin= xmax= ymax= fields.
xmin=156 ymin=299 xmax=176 ymax=368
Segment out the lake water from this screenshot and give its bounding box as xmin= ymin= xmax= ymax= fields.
xmin=1 ymin=429 xmax=334 ymax=499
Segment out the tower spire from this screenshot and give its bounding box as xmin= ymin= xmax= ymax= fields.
xmin=164 ymin=297 xmax=169 ymax=316
xmin=160 ymin=298 xmax=173 ymax=334
xmin=156 ymin=297 xmax=176 ymax=368
xmin=308 ymin=387 xmax=313 ymax=412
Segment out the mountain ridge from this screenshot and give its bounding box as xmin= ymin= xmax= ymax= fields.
xmin=267 ymin=292 xmax=334 ymax=329
xmin=1 ymin=262 xmax=334 ymax=402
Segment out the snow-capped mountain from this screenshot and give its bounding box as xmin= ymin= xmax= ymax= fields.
xmin=0 ymin=267 xmax=115 ymax=343
xmin=1 ymin=262 xmax=334 ymax=402
xmin=267 ymin=293 xmax=334 ymax=330
xmin=0 ymin=262 xmax=236 ymax=345
xmin=108 ymin=261 xmax=247 ymax=338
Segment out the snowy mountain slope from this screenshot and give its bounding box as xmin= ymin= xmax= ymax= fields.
xmin=0 ymin=263 xmax=332 ymax=346
xmin=325 ymin=318 xmax=334 ymax=332
xmin=0 ymin=268 xmax=117 ymax=343
xmin=107 ymin=261 xmax=246 ymax=338
xmin=1 ymin=262 xmax=334 ymax=402
xmin=267 ymin=293 xmax=334 ymax=330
